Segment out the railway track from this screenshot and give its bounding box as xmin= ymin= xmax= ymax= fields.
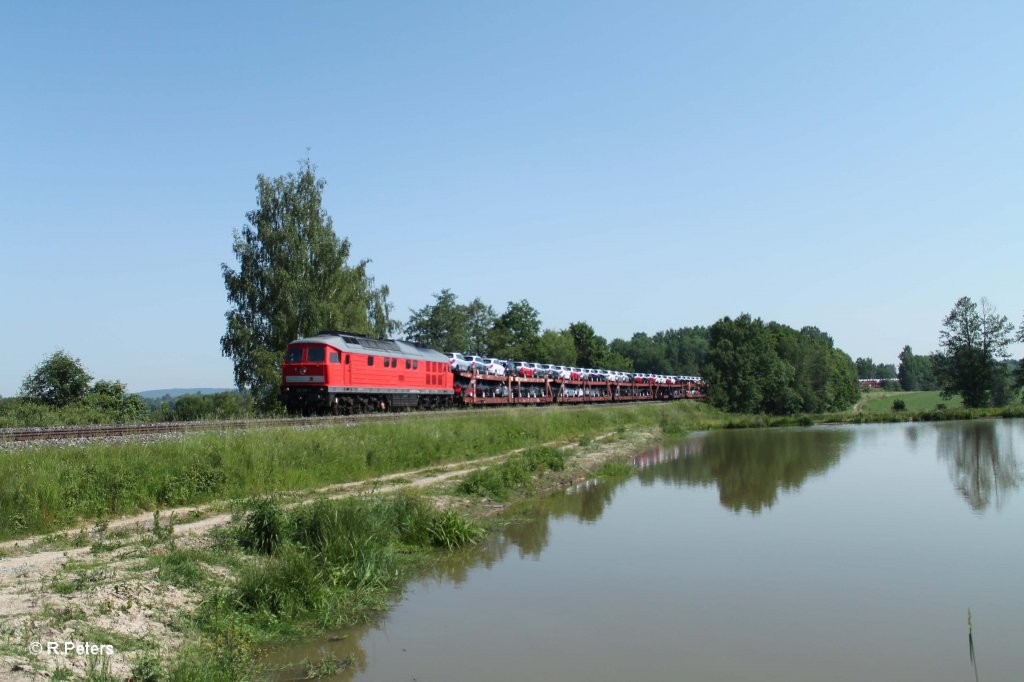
xmin=0 ymin=413 xmax=407 ymax=444
xmin=0 ymin=398 xmax=690 ymax=445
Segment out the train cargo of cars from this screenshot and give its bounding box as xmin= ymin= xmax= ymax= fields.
xmin=281 ymin=331 xmax=705 ymax=415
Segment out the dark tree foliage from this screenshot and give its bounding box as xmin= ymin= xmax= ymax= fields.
xmin=568 ymin=322 xmax=607 ymax=368
xmin=1017 ymin=318 xmax=1024 ymax=395
xmin=20 ymin=350 xmax=93 ymax=407
xmin=536 ymin=329 xmax=577 ymax=365
xmin=404 ymin=290 xmax=497 ymax=355
xmin=158 ymin=391 xmax=254 ymax=422
xmin=221 ymin=159 xmax=397 ymax=411
xmin=610 ymin=327 xmax=708 ymax=375
xmin=86 ymin=380 xmax=147 ymax=422
xmin=488 ymin=300 xmax=542 ymax=360
xmin=705 ymin=315 xmax=858 ymax=415
xmin=465 ymin=298 xmax=497 ymax=355
xmin=405 ymin=289 xmax=471 ymax=353
xmin=933 ymin=296 xmax=1015 ymax=408
xmin=897 ymin=345 xmax=939 ymax=391
xmin=854 ymin=357 xmax=898 ymax=380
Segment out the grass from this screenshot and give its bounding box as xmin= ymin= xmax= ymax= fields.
xmin=0 ymin=401 xmax=717 ymax=541
xmin=147 ymin=546 xmax=214 ymax=589
xmin=861 ymin=390 xmax=964 ymax=413
xmin=821 ymin=403 xmax=1024 ymax=425
xmin=153 ymin=491 xmax=485 ymax=682
xmin=594 ymin=460 xmax=634 ymax=478
xmin=458 ymin=446 xmax=568 ymax=500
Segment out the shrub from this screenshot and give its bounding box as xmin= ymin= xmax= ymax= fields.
xmin=237 ymin=497 xmax=285 ymax=555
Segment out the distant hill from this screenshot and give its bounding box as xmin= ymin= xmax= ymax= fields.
xmin=135 ymin=388 xmax=235 ymax=399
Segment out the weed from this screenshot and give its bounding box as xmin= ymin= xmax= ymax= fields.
xmin=237 ymin=496 xmax=285 ymax=555
xmin=148 ymin=547 xmax=211 ymax=589
xmin=151 ymin=510 xmax=175 ymax=544
xmin=459 ymin=447 xmax=567 ymax=500
xmin=304 ymin=654 xmax=341 ymax=678
xmin=129 ymin=651 xmax=165 ymax=682
xmin=595 ymin=460 xmax=634 ymax=478
xmin=427 ymin=509 xmax=485 ymax=549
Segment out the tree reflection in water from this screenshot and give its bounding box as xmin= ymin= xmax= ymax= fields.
xmin=936 ymin=420 xmax=1022 ymax=512
xmin=636 ymin=428 xmax=853 ymax=513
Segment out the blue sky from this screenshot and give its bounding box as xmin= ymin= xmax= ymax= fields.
xmin=2 ymin=1 xmax=1022 ymax=394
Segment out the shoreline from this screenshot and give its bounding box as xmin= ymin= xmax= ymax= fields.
xmin=0 ymin=420 xmax=669 ymax=681
xmin=2 ymin=402 xmax=1021 ymax=680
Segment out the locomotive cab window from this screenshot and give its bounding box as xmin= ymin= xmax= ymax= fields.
xmin=330 ymin=352 xmax=340 ymax=363
xmin=307 ymin=347 xmax=325 ymax=362
xmin=286 ymin=347 xmax=303 ymax=363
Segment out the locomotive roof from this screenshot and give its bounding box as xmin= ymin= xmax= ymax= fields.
xmin=291 ymin=332 xmax=449 ymax=362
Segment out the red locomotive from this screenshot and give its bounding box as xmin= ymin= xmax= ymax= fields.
xmin=281 ymin=331 xmax=706 ymax=415
xmin=280 ymin=331 xmax=454 ymax=415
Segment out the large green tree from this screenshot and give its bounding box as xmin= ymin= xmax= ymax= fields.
xmin=221 ymin=159 xmax=396 ymax=410
xmin=705 ymin=315 xmax=857 ymax=415
xmin=488 ymin=300 xmax=542 ymax=360
xmin=20 ymin=350 xmax=93 ymax=407
xmin=404 ymin=289 xmax=471 ymax=352
xmin=1017 ymin=320 xmax=1024 ymax=394
xmin=934 ymin=296 xmax=1015 ymax=408
xmin=568 ymin=322 xmax=608 ymax=367
xmin=536 ymin=329 xmax=578 ymax=365
xmin=610 ymin=327 xmax=709 ymax=375
xmin=855 ymin=357 xmax=898 ymax=380
xmin=897 ymin=345 xmax=938 ymax=391
xmin=404 ymin=290 xmax=496 ymax=354
xmin=465 ymin=298 xmax=497 ymax=354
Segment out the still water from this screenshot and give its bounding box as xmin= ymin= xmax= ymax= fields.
xmin=276 ymin=419 xmax=1024 ymax=681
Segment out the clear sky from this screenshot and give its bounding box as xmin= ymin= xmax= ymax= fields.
xmin=2 ymin=1 xmax=1022 ymax=395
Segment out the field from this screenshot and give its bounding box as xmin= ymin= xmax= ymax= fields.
xmin=861 ymin=391 xmax=963 ymax=414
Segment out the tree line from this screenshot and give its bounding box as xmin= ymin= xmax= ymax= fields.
xmin=0 ymin=350 xmax=253 ymax=427
xmin=14 ymin=161 xmax=1021 ymax=425
xmin=703 ymin=315 xmax=860 ymax=414
xmin=855 ymin=296 xmax=1022 ymax=407
xmin=405 ymin=288 xmax=711 ymax=377
xmin=220 ymin=160 xmax=1024 ymax=415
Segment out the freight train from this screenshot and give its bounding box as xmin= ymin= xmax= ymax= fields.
xmin=280 ymin=331 xmax=705 ymax=415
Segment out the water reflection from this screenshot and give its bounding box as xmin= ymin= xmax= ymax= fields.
xmin=636 ymin=428 xmax=853 ymax=513
xmin=935 ymin=420 xmax=1022 ymax=512
xmin=267 ymin=421 xmax=1024 ymax=681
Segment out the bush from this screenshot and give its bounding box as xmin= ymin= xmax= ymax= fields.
xmin=20 ymin=350 xmax=92 ymax=407
xmin=237 ymin=497 xmax=286 ymax=555
xmin=892 ymin=399 xmax=906 ymax=412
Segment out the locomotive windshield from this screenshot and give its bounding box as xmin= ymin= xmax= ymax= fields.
xmin=307 ymin=347 xmax=326 ymax=362
xmin=285 ymin=347 xmax=303 ymax=363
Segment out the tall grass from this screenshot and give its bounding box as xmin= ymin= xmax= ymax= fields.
xmin=0 ymin=402 xmax=714 ymax=540
xmin=163 ymin=492 xmax=483 ymax=681
xmin=458 ymin=445 xmax=568 ymax=500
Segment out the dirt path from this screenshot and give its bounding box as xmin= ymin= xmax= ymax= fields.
xmin=0 ymin=430 xmax=654 ymax=680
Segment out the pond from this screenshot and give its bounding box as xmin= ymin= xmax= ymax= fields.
xmin=272 ymin=419 xmax=1024 ymax=681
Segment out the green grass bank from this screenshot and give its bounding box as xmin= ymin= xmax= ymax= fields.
xmin=0 ymin=402 xmax=722 ymax=542
xmin=860 ymin=390 xmax=964 ymax=413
